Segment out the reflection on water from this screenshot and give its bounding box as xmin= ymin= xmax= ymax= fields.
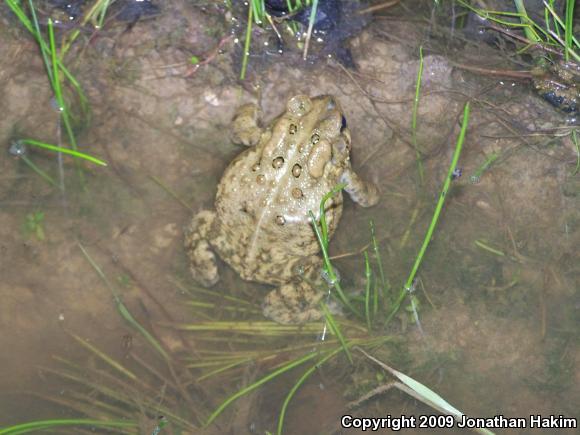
xmin=0 ymin=1 xmax=578 ymax=433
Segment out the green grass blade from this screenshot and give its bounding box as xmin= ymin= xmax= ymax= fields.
xmin=373 ymin=281 xmax=379 ymax=318
xmin=321 ymin=304 xmax=352 ymax=363
xmin=7 ymin=0 xmax=90 ymax=109
xmin=363 ymin=251 xmax=372 ymax=331
xmin=470 ymin=151 xmax=499 ymax=182
xmin=240 ymin=4 xmax=253 ymax=80
xmin=513 ymin=0 xmax=540 ymax=43
xmin=386 ymin=102 xmax=471 ymax=325
xmin=68 ymin=331 xmax=138 ymax=381
xmin=5 ymin=0 xmax=34 ymax=33
xmin=474 ymin=239 xmax=505 ymax=257
xmin=412 ymin=45 xmax=425 ymax=184
xmin=277 ymin=347 xmax=342 ymax=435
xmin=309 ymin=209 xmax=360 ymax=317
xmin=564 ymin=0 xmax=574 ymax=60
xmin=47 ymin=18 xmax=80 ymax=157
xmin=96 ymin=0 xmax=114 ymax=27
xmin=308 ymin=183 xmax=361 ymax=317
xmin=571 ymin=130 xmax=579 ymax=175
xmin=302 ymin=0 xmax=319 ymax=59
xmin=117 ymin=302 xmax=172 ymax=361
xmin=150 ymin=175 xmax=193 ymax=211
xmin=27 ymin=0 xmax=54 ymax=85
xmin=47 ymin=19 xmax=63 ymax=109
xmin=543 ymin=2 xmax=580 ymax=61
xmin=19 ymin=155 xmax=58 ymax=187
xmin=0 ymin=419 xmax=137 ymax=435
xmin=78 ymin=243 xmax=171 ymax=361
xmin=169 ymin=320 xmax=322 ymax=335
xmin=205 ymin=351 xmax=319 ymax=426
xmin=250 ymin=0 xmax=265 ymax=24
xmin=197 ymin=358 xmax=253 ymax=382
xmin=318 ymin=183 xmax=345 ymax=243
xmin=21 ymin=139 xmax=107 ymax=166
xmin=370 ymin=220 xmax=388 ymax=303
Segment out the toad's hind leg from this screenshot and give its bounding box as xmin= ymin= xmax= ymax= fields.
xmin=262 ymin=281 xmax=325 ymax=324
xmin=184 ymin=210 xmax=219 ymax=287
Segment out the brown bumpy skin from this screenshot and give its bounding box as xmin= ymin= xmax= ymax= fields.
xmin=185 ymin=95 xmax=378 ymax=323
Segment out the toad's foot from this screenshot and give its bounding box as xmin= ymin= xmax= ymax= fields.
xmin=262 ymin=281 xmax=326 ymax=324
xmin=231 ymin=103 xmax=262 ymax=147
xmin=184 ymin=210 xmax=219 ymax=287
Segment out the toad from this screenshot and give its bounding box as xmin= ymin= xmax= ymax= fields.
xmin=185 ymin=94 xmax=378 ymax=323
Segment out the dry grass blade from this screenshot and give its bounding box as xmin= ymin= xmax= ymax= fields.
xmin=67 ymin=331 xmax=138 ymax=381
xmin=356 ymin=348 xmax=495 ymax=435
xmin=163 ymin=320 xmax=324 ymax=335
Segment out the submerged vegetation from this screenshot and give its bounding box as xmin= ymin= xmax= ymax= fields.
xmin=309 ymin=101 xmax=469 ymax=335
xmin=1 ymin=99 xmax=473 ymax=433
xmin=456 ymin=0 xmax=578 ymax=113
xmin=240 ymin=0 xmax=319 ymax=79
xmin=458 ymin=0 xmax=578 ymax=61
xmin=4 ymin=0 xmax=103 ymax=190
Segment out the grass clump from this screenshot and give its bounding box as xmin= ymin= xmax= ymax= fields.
xmin=198 ymin=102 xmax=472 ymax=433
xmin=308 ymin=103 xmax=471 ymax=333
xmin=5 ymin=0 xmax=97 ymax=188
xmin=457 ymin=0 xmax=578 ymax=61
xmin=0 ymin=419 xmax=137 ymax=434
xmin=239 ymin=0 xmax=317 ymax=79
xmin=7 ymin=102 xmax=473 ymax=433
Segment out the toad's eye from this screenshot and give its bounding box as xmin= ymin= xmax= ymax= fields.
xmin=340 ymin=115 xmax=347 ymax=131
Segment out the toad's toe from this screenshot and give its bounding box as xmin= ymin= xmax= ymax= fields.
xmin=262 ymin=281 xmax=324 ymax=324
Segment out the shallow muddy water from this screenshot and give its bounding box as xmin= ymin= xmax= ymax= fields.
xmin=0 ymin=1 xmax=578 ymax=434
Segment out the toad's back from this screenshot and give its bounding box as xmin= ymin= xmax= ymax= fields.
xmin=185 ymin=94 xmax=379 ymax=323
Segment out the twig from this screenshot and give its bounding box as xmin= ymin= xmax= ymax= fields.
xmin=357 ymin=0 xmax=400 ymax=15
xmin=184 ymin=35 xmax=233 ymax=78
